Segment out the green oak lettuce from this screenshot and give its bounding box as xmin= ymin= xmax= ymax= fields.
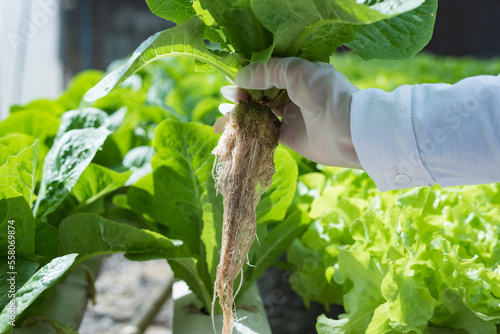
xmin=290 ymin=168 xmax=500 ymax=334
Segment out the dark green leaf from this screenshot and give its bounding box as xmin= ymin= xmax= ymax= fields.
xmin=0 ymin=196 xmax=36 ymax=258
xmin=33 ymin=127 xmax=110 ymax=221
xmin=34 ymin=222 xmax=59 ymax=261
xmin=347 ymin=0 xmax=438 ymax=60
xmin=57 ymin=70 xmax=104 ymax=110
xmin=244 ymin=209 xmax=309 ymax=290
xmin=0 ymin=254 xmax=77 ymax=333
xmin=0 ymin=259 xmax=40 ymax=310
xmin=59 ymin=213 xmax=182 ymax=261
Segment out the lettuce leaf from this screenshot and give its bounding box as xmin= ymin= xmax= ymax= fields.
xmin=87 ymin=0 xmax=436 ymax=99
xmin=292 ymin=168 xmax=500 ymax=334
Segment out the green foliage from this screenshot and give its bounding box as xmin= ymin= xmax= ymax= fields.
xmin=0 ymin=59 xmax=204 ymax=327
xmin=0 ymin=196 xmax=36 ymax=259
xmin=85 ymin=16 xmax=247 ymax=101
xmin=0 ymin=254 xmax=77 ymax=333
xmin=10 ymin=99 xmax=66 ymax=117
xmin=126 ymin=120 xmax=298 ymax=311
xmin=0 ymin=110 xmax=60 ymax=148
xmin=0 ymin=142 xmax=38 ymax=205
xmin=289 ymin=167 xmax=500 ymax=333
xmin=332 ymin=52 xmax=500 ymax=91
xmin=85 ymin=0 xmax=436 ymax=102
xmin=0 ymin=55 xmax=302 ymax=325
xmin=251 ymin=0 xmax=431 ymax=61
xmin=33 ymin=116 xmax=111 ymax=221
xmin=59 ymin=213 xmax=181 ymax=261
xmin=282 ymin=54 xmax=500 ymax=331
xmin=347 ymin=0 xmax=438 ymax=60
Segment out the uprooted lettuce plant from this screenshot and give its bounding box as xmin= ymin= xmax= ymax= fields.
xmin=85 ymin=0 xmax=438 ymax=333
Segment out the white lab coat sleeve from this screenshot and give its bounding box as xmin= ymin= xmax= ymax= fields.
xmin=350 ymin=74 xmax=500 ymax=192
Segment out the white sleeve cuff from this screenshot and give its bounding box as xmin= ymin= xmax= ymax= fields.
xmin=350 ymin=86 xmax=435 ymax=192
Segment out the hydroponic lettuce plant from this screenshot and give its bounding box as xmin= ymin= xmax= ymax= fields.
xmin=85 ymin=1 xmax=437 ymax=333
xmin=0 ymin=67 xmax=180 ymax=333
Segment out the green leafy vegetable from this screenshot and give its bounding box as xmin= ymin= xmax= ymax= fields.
xmin=85 ymin=16 xmax=247 ymax=102
xmin=33 ymin=108 xmax=112 ymax=221
xmin=145 ymin=0 xmax=196 ymax=24
xmin=70 ymin=163 xmax=132 ymax=207
xmin=0 ymin=110 xmax=60 ymax=147
xmin=33 ymin=128 xmax=110 ymax=221
xmin=59 ymin=213 xmax=181 ymax=261
xmin=290 ymin=167 xmax=500 ymax=333
xmin=0 ymin=133 xmax=46 ymax=168
xmin=82 ymin=3 xmax=437 ymax=332
xmin=347 ymin=0 xmax=438 ymax=60
xmin=86 ymin=0 xmax=436 ymax=102
xmin=0 ymin=142 xmax=38 ymax=206
xmin=0 ymin=196 xmax=36 ymax=258
xmin=0 ymin=254 xmax=77 ymax=333
xmin=0 ymin=259 xmax=40 ymax=310
xmin=125 ymin=120 xmax=299 ymax=312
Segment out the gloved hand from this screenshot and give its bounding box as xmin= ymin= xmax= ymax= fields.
xmin=219 ymin=57 xmax=362 ymax=169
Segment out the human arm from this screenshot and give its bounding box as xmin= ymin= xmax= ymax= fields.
xmin=351 ymin=74 xmax=500 ymax=191
xmin=226 ymin=57 xmax=500 ymax=191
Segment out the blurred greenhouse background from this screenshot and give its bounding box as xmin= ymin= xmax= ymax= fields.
xmin=1 ymin=0 xmax=500 ymax=120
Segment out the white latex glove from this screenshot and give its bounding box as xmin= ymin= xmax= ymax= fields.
xmin=220 ymin=57 xmax=362 ymax=169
